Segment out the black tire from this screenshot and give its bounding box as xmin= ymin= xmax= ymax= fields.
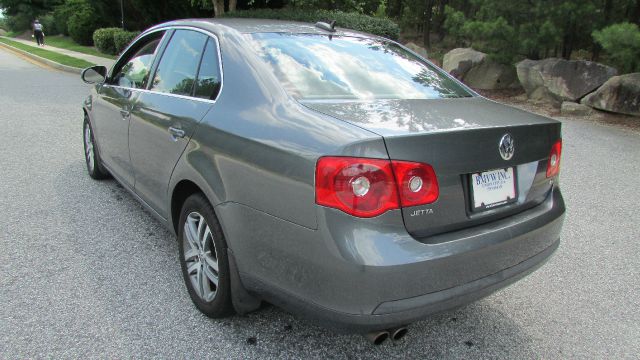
xmin=83 ymin=115 xmax=109 ymax=180
xmin=178 ymin=193 xmax=234 ymax=318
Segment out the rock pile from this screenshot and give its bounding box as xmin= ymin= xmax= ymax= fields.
xmin=414 ymin=45 xmax=639 ymax=117
xmin=516 ymin=58 xmax=617 ymax=106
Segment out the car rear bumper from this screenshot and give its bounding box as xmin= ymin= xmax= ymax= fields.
xmin=245 ymin=237 xmax=559 ymax=332
xmin=217 ymin=186 xmax=565 ymax=332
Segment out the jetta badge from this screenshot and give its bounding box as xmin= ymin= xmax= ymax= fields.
xmin=499 ymin=134 xmax=515 ymax=160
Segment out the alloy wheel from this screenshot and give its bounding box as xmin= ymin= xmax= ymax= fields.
xmin=183 ymin=212 xmax=220 ymax=302
xmin=84 ymin=124 xmax=95 ymax=172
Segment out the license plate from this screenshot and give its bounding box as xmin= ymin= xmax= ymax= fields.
xmin=470 ymin=167 xmax=517 ymax=211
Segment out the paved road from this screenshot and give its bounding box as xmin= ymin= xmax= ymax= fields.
xmin=1 ymin=48 xmax=638 ymax=359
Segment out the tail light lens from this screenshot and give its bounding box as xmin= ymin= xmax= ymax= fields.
xmin=546 ymin=140 xmax=562 ymax=178
xmin=316 ymin=157 xmax=399 ymax=217
xmin=316 ymin=157 xmax=439 ymax=217
xmin=392 ymin=161 xmax=439 ymax=207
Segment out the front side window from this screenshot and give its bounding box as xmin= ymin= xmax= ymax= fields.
xmin=247 ymin=33 xmax=472 ymax=101
xmin=113 ymin=33 xmax=163 ymax=89
xmin=150 ymin=30 xmax=208 ymax=96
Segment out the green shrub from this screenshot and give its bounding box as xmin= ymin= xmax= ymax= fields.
xmin=223 ymin=9 xmax=400 ymax=40
xmin=4 ymin=13 xmax=58 ymax=36
xmin=52 ymin=3 xmax=75 ymax=36
xmin=443 ymin=6 xmax=466 ymax=45
xmin=40 ymin=14 xmax=60 ymax=36
xmin=593 ymin=22 xmax=640 ymax=74
xmin=461 ymin=17 xmax=517 ymax=64
xmin=4 ymin=13 xmax=32 ymax=33
xmin=93 ymin=27 xmax=121 ymax=55
xmin=398 ymin=0 xmax=424 ymax=33
xmin=66 ymin=0 xmax=105 ymax=45
xmin=114 ymin=30 xmax=141 ymax=54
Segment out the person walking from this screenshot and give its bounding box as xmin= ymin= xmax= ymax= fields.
xmin=33 ymin=20 xmax=45 ymax=47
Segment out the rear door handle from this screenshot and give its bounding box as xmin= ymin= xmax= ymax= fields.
xmin=168 ymin=126 xmax=185 ymax=139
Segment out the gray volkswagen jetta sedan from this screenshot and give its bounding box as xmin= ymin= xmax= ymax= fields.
xmin=81 ymin=18 xmax=565 ymax=343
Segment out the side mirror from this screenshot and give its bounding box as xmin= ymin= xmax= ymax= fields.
xmin=81 ymin=65 xmax=107 ymax=84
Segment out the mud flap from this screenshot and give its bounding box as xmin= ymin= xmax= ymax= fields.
xmin=227 ymin=249 xmax=261 ymax=315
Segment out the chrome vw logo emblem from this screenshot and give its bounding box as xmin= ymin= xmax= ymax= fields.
xmin=499 ymin=134 xmax=515 ymax=160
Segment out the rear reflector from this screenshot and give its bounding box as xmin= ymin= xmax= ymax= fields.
xmin=316 ymin=157 xmax=439 ymax=217
xmin=546 ymin=140 xmax=562 ymax=178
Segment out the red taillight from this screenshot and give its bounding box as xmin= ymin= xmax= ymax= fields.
xmin=315 ymin=157 xmax=439 ymax=217
xmin=391 ymin=161 xmax=439 ymax=207
xmin=546 ymin=140 xmax=562 ymax=178
xmin=316 ymin=157 xmax=399 ymax=217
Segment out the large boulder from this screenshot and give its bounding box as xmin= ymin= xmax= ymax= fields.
xmin=516 ymin=58 xmax=617 ymax=104
xmin=581 ymin=73 xmax=640 ymax=117
xmin=442 ymin=48 xmax=518 ymax=90
xmin=404 ymin=42 xmax=428 ymax=59
xmin=464 ymin=61 xmax=519 ymax=90
xmin=443 ymin=48 xmax=486 ymax=79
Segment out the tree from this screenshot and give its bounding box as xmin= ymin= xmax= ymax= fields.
xmin=434 ymin=0 xmax=448 ymax=41
xmin=213 ymin=0 xmax=225 ymax=16
xmin=66 ymin=0 xmax=102 ymax=45
xmin=443 ymin=5 xmax=465 ymax=44
xmin=123 ymin=0 xmax=207 ymax=26
xmin=0 ymin=0 xmax=64 ymax=31
xmin=190 ymin=0 xmax=237 ymax=17
xmin=439 ymin=0 xmax=611 ymax=61
xmin=462 ymin=16 xmax=516 ymax=63
xmin=593 ymin=22 xmax=640 ymax=73
xmin=0 ymin=0 xmax=64 ymax=17
xmin=423 ymin=0 xmax=434 ymax=49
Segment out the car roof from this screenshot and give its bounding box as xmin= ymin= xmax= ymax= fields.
xmin=155 ymin=18 xmax=380 ymax=39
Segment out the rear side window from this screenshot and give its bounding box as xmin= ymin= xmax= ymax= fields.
xmin=193 ymin=38 xmax=222 ymax=100
xmin=113 ymin=34 xmax=163 ymax=89
xmin=150 ymin=30 xmax=208 ymax=96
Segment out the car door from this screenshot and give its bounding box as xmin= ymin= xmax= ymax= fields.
xmin=91 ymin=31 xmax=166 ymax=188
xmin=129 ymin=29 xmax=222 ymax=218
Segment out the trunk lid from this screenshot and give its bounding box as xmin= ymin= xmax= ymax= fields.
xmin=304 ymin=97 xmax=561 ymax=239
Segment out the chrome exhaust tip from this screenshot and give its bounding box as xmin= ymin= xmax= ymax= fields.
xmin=365 ymin=330 xmax=390 ymax=345
xmin=390 ymin=326 xmax=408 ymax=341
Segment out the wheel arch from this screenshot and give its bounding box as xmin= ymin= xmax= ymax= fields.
xmin=170 ymin=179 xmax=207 ymax=235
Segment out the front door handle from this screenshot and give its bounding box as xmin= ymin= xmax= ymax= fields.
xmin=120 ymin=109 xmax=131 ymax=119
xmin=168 ymin=126 xmax=185 ymax=139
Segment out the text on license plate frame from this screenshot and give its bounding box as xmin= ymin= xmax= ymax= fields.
xmin=469 ymin=167 xmax=518 ymax=211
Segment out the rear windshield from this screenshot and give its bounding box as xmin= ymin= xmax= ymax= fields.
xmin=247 ymin=33 xmax=472 ymax=101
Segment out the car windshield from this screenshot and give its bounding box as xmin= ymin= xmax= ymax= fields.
xmin=247 ymin=33 xmax=472 ymax=101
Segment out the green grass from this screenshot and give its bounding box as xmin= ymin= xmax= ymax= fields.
xmin=44 ymin=35 xmax=117 ymax=59
xmin=0 ymin=37 xmax=95 ymax=68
